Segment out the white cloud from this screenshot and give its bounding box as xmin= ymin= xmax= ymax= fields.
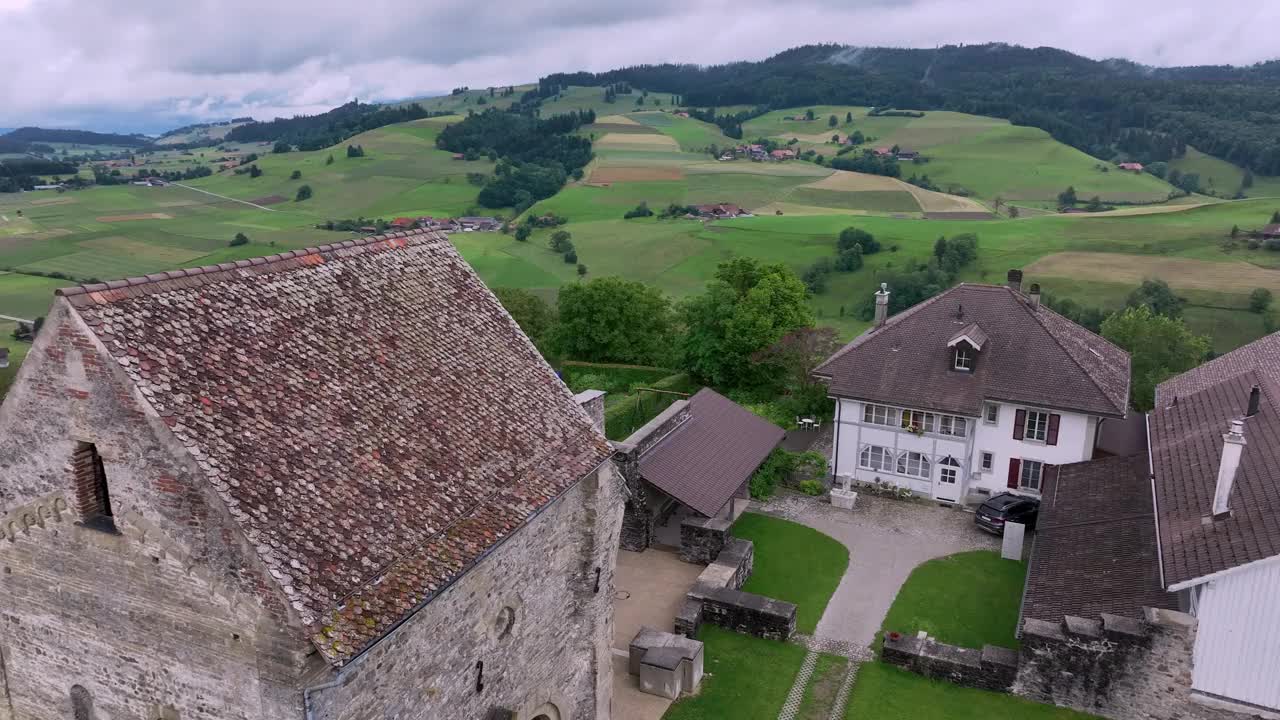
xmin=0 ymin=0 xmax=1276 ymax=131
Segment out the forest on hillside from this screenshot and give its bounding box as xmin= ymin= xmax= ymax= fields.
xmin=541 ymin=43 xmax=1280 ymax=174
xmin=225 ymin=101 xmax=440 ymax=151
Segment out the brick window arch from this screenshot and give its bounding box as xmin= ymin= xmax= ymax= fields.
xmin=72 ymin=442 xmax=116 ymax=533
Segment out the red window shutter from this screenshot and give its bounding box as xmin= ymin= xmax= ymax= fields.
xmin=1046 ymin=414 xmax=1061 ymax=446
xmin=1007 ymin=459 xmax=1021 ymax=489
xmin=1013 ymin=409 xmax=1026 ymax=440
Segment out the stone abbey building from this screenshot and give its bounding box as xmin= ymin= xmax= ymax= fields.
xmin=0 ymin=230 xmax=622 ymax=720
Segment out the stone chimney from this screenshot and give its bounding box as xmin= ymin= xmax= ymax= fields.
xmin=1006 ymin=269 xmax=1023 ymax=294
xmin=1212 ymin=418 xmax=1246 ymax=519
xmin=1029 ymin=283 xmax=1041 ymax=309
xmin=874 ymin=283 xmax=890 ymax=328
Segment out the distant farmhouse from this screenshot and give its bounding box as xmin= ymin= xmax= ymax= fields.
xmin=1118 ymin=162 xmax=1144 ymax=172
xmin=691 ymin=203 xmax=751 ymax=219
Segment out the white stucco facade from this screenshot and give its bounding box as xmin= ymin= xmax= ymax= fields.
xmin=1187 ymin=557 xmax=1280 ymax=714
xmin=830 ymin=397 xmax=1100 ymax=503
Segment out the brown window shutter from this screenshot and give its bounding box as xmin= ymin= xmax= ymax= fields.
xmin=1008 ymin=459 xmax=1021 ymax=489
xmin=1013 ymin=409 xmax=1026 ymax=440
xmin=1046 ymin=414 xmax=1061 ymax=446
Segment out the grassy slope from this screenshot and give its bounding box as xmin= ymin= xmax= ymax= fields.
xmin=1169 ymin=146 xmax=1280 ymax=199
xmin=879 ymin=551 xmax=1027 ymax=650
xmin=846 ymin=664 xmax=1100 ymax=720
xmin=731 ymin=512 xmax=849 ymax=634
xmin=0 ymin=116 xmax=493 ymax=320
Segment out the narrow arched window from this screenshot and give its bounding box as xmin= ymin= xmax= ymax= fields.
xmin=72 ymin=443 xmax=116 ymax=533
xmin=70 ymin=684 xmax=94 ymax=720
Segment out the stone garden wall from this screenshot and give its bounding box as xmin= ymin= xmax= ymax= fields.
xmin=882 ymin=634 xmax=1018 ymax=693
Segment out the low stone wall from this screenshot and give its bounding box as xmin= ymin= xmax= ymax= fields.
xmin=882 ymin=633 xmax=1018 ymax=693
xmin=676 ymin=537 xmax=760 ymax=638
xmin=680 ymin=515 xmax=732 ymax=564
xmin=1014 ymin=609 xmax=1248 ymax=720
xmin=701 ymin=588 xmax=797 ymax=641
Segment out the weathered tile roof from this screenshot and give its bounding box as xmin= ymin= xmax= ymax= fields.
xmin=1149 ymin=368 xmax=1280 ymax=587
xmin=58 ymin=229 xmax=613 ymax=666
xmin=637 ymin=389 xmax=784 ymax=517
xmin=1155 ymin=330 xmax=1280 ymax=407
xmin=1022 ymin=454 xmax=1175 ymax=624
xmin=814 ymin=284 xmax=1130 ymax=418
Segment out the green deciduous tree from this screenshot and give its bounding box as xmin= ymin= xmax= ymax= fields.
xmin=514 ymin=224 xmax=531 ymax=242
xmin=837 ymin=227 xmax=880 ymax=254
xmin=549 ymin=230 xmax=573 ymax=252
xmin=230 ymin=232 xmax=250 ymax=247
xmin=295 ymin=185 xmax=313 ymax=202
xmin=1058 ymin=185 xmax=1077 ymax=207
xmin=681 ymin=257 xmax=813 ymax=389
xmin=290 ymin=169 xmax=302 ymax=180
xmin=1250 ymin=287 xmax=1273 ymax=313
xmin=493 ymin=287 xmax=555 ymax=347
xmin=1102 ymin=305 xmax=1209 ymax=411
xmin=553 ymin=277 xmax=674 ymax=365
xmin=1126 ymin=278 xmax=1184 ymax=318
xmin=828 ymin=114 xmax=838 ymax=127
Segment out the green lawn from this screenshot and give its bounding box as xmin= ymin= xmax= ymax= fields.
xmin=662 ymin=625 xmax=808 ymax=720
xmin=798 ymin=654 xmax=849 ymax=720
xmin=880 ymin=551 xmax=1026 ymax=650
xmin=0 ymin=320 xmax=33 ymax=399
xmin=846 ymin=663 xmax=1100 ymax=720
xmin=731 ymin=512 xmax=850 ymax=634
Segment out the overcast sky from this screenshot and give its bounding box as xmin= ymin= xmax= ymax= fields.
xmin=1 ymin=0 xmax=1276 ymax=133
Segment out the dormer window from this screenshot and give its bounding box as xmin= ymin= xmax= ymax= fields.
xmin=946 ymin=322 xmax=985 ymax=373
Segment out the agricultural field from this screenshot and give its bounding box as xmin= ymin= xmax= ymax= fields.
xmin=0 ymin=115 xmax=498 ymax=327
xmin=742 ymin=106 xmax=1180 ymax=209
xmin=5 ymin=101 xmax=1280 ymax=385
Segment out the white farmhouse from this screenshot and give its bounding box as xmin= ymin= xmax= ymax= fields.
xmin=813 ymin=270 xmax=1131 ymax=504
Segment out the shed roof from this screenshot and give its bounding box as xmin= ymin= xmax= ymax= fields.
xmin=637 ymin=388 xmax=783 ymax=516
xmin=58 ymin=229 xmax=612 ymax=666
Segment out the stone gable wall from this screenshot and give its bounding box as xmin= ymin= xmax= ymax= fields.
xmin=307 ymin=464 xmax=624 ymax=720
xmin=0 ymin=300 xmax=309 ymax=720
xmin=1015 ymin=610 xmax=1250 ymax=720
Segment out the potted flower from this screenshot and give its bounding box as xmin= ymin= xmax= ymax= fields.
xmin=907 ymin=424 xmax=925 ymax=437
xmin=887 ymin=631 xmax=902 ymax=642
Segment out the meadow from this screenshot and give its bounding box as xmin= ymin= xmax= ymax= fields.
xmin=4 ymin=96 xmax=1280 ymax=384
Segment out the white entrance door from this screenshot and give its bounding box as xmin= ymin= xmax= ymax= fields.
xmin=935 ymin=457 xmax=961 ymax=502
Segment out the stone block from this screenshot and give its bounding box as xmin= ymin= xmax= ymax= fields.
xmin=830 ymin=488 xmax=857 ymax=510
xmin=639 ymin=648 xmax=685 ymax=700
xmin=628 ymin=626 xmax=704 ymax=690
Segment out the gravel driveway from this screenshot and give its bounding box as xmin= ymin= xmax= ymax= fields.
xmin=756 ymin=491 xmax=1000 ymax=650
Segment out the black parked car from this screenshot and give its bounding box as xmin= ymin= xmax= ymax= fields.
xmin=975 ymin=493 xmax=1039 ymax=535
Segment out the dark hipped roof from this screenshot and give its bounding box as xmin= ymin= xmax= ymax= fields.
xmin=814 ymin=284 xmax=1129 ymax=418
xmin=1022 ymin=455 xmax=1175 ymax=624
xmin=1149 ymin=368 xmax=1280 ymax=587
xmin=59 ymin=229 xmax=612 ymax=666
xmin=1156 ymin=330 xmax=1280 ymax=407
xmin=637 ymin=388 xmax=784 ymax=516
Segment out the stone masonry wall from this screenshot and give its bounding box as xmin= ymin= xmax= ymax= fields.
xmin=700 ymin=588 xmax=796 ymax=641
xmin=0 ymin=299 xmax=310 ymax=720
xmin=573 ymin=390 xmax=606 ymax=435
xmin=679 ymin=515 xmax=731 ymax=564
xmin=613 ymin=401 xmax=690 ymax=552
xmin=882 ymin=634 xmax=1018 ymax=693
xmin=1015 ymin=610 xmax=1250 ymax=720
xmin=307 ymin=463 xmax=625 ymax=720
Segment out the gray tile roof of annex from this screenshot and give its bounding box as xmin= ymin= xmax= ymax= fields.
xmin=1149 ymin=369 xmax=1280 ymax=587
xmin=1022 ymin=454 xmax=1175 ymax=624
xmin=58 ymin=229 xmax=614 ymax=666
xmin=813 ymin=283 xmax=1130 ymax=418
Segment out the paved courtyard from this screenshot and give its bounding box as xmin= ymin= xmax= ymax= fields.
xmin=612 ymin=547 xmax=705 ymax=720
xmin=757 ymin=491 xmax=1000 ymax=650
